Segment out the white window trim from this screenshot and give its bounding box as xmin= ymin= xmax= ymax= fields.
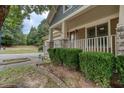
xmin=63 ymin=5 xmax=72 ymax=13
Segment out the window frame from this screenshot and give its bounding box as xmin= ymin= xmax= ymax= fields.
xmin=96 ymin=23 xmax=108 ymax=37
xmin=87 ymin=26 xmax=96 ymax=38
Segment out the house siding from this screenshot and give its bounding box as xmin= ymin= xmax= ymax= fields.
xmin=50 ymin=5 xmax=83 ymax=26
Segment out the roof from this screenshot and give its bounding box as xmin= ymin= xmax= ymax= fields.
xmin=47 ymin=5 xmax=83 ymax=26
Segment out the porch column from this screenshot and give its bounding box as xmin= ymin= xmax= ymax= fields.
xmin=48 ymin=28 xmax=54 ymax=48
xmin=61 ymin=21 xmax=68 ymax=39
xmin=61 ymin=21 xmax=68 ymax=48
xmin=116 ymin=5 xmax=124 ymax=55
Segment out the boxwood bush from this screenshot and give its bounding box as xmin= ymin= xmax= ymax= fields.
xmin=115 ymin=55 xmax=124 ymax=85
xmin=79 ymin=52 xmax=115 ymax=87
xmin=47 ymin=48 xmax=60 ymax=65
xmin=47 ymin=48 xmax=56 ymax=63
xmin=62 ymin=48 xmax=82 ymax=70
xmin=48 ymin=48 xmax=82 ymax=70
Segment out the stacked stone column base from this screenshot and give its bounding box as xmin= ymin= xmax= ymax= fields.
xmin=116 ymin=25 xmax=124 ymax=55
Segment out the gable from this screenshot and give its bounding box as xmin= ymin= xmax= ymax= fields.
xmin=50 ymin=5 xmax=83 ymax=26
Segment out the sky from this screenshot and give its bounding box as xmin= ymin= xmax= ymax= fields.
xmin=22 ymin=12 xmax=48 ymax=34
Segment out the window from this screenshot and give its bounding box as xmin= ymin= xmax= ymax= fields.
xmin=87 ymin=23 xmax=108 ymax=48
xmin=97 ymin=23 xmax=108 ymax=48
xmin=97 ymin=23 xmax=108 ymax=37
xmin=63 ymin=5 xmax=72 ymax=13
xmin=87 ymin=26 xmax=95 ymax=38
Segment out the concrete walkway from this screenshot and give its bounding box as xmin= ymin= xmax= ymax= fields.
xmin=0 ymin=53 xmax=43 ymax=71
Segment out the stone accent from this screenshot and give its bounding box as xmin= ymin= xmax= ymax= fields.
xmin=116 ymin=25 xmax=124 ymax=55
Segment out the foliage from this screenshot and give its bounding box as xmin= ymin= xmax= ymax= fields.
xmin=79 ymin=52 xmax=114 ymax=87
xmin=1 ymin=6 xmax=26 ymax=46
xmin=48 ymin=48 xmax=82 ymax=70
xmin=47 ymin=48 xmax=56 ymax=63
xmin=27 ymin=27 xmax=38 ymax=45
xmin=20 ymin=5 xmax=53 ymax=19
xmin=27 ymin=19 xmax=49 ymax=49
xmin=62 ymin=48 xmax=82 ymax=70
xmin=1 ymin=34 xmax=14 ymax=46
xmin=115 ymin=55 xmax=124 ymax=85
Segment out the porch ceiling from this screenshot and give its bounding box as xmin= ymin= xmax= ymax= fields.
xmin=66 ymin=5 xmax=119 ymax=22
xmin=67 ymin=5 xmax=119 ymax=31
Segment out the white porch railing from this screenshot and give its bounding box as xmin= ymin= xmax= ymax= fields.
xmin=53 ymin=35 xmax=116 ymax=54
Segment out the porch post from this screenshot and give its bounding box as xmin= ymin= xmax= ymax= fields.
xmin=61 ymin=21 xmax=68 ymax=48
xmin=48 ymin=28 xmax=54 ymax=48
xmin=116 ymin=5 xmax=124 ymax=55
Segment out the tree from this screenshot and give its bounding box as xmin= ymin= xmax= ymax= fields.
xmin=27 ymin=27 xmax=38 ymax=45
xmin=37 ymin=19 xmax=49 ymax=46
xmin=26 ymin=19 xmax=49 ymax=50
xmin=1 ymin=5 xmax=26 ymax=46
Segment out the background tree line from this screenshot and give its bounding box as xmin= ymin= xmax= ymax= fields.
xmin=27 ymin=19 xmax=49 ymax=50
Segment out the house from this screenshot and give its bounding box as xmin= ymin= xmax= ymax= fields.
xmin=44 ymin=5 xmax=124 ymax=55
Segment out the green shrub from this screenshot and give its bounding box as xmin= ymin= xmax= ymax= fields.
xmin=63 ymin=48 xmax=82 ymax=70
xmin=115 ymin=55 xmax=124 ymax=85
xmin=48 ymin=48 xmax=82 ymax=69
xmin=54 ymin=48 xmax=63 ymax=65
xmin=48 ymin=48 xmax=64 ymax=65
xmin=79 ymin=52 xmax=114 ymax=87
xmin=47 ymin=48 xmax=56 ymax=62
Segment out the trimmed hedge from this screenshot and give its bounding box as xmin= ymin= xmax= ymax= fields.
xmin=47 ymin=48 xmax=56 ymax=63
xmin=115 ymin=55 xmax=124 ymax=85
xmin=79 ymin=52 xmax=115 ymax=87
xmin=62 ymin=48 xmax=82 ymax=70
xmin=48 ymin=48 xmax=82 ymax=70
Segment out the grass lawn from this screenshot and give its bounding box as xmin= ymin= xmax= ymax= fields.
xmin=0 ymin=46 xmax=38 ymax=54
xmin=0 ymin=65 xmax=59 ymax=88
